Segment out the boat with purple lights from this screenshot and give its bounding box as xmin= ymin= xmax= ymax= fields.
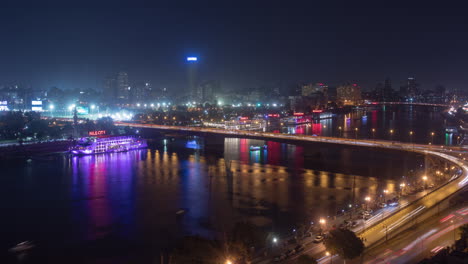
xmin=71 ymin=135 xmax=147 ymax=155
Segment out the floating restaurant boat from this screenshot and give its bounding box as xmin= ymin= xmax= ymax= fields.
xmin=71 ymin=135 xmax=147 ymax=155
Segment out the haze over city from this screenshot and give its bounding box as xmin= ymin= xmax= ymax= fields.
xmin=0 ymin=3 xmax=467 ymax=92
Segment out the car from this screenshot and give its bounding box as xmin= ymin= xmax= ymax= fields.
xmin=351 ymin=221 xmax=358 ymax=227
xmin=294 ymin=244 xmax=305 ymax=253
xmin=379 ymin=202 xmax=387 ymax=208
xmin=388 ymin=202 xmax=399 ymax=207
xmin=313 ymin=235 xmax=324 ymax=243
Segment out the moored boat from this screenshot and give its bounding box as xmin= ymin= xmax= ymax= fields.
xmin=71 ymin=135 xmax=147 ymax=155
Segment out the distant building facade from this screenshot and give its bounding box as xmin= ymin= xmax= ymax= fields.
xmin=336 ymin=82 xmax=362 ymax=105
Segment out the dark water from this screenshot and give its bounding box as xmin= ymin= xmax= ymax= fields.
xmin=0 ymin=138 xmax=424 ymax=263
xmin=272 ymin=105 xmax=456 ymax=145
xmin=1 ymin=105 xmax=444 ymax=263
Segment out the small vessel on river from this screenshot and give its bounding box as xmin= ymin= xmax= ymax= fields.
xmin=250 ymin=145 xmax=267 ymax=151
xmin=71 ymin=135 xmax=147 ymax=155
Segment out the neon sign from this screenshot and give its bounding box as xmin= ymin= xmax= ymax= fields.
xmin=89 ymin=130 xmax=106 ymax=136
xmin=312 ymin=110 xmax=323 ymax=113
xmin=293 ymin=112 xmax=304 ymax=116
xmin=239 ymin=117 xmax=249 ymax=120
xmin=268 ymin=114 xmax=279 ymax=117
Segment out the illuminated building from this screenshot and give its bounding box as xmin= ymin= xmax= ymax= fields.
xmin=117 ymin=71 xmax=130 ymax=102
xmin=337 ymin=82 xmax=362 ymax=105
xmin=186 ymin=56 xmax=198 ymax=101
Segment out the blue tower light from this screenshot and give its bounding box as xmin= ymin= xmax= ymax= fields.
xmin=186 ymin=57 xmax=198 ymax=62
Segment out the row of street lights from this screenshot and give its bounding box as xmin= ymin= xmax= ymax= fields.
xmin=335 ymin=127 xmax=438 ymax=145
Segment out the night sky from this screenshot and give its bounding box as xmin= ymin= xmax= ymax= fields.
xmin=0 ymin=3 xmax=467 ymax=92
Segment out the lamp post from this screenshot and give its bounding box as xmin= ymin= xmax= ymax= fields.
xmin=383 ymin=189 xmax=388 ymax=203
xmin=325 ymin=251 xmax=332 ymax=264
xmin=49 ymin=104 xmax=54 ymax=117
xmin=431 ymin=132 xmax=435 ymax=145
xmin=399 ymin=183 xmax=406 ymax=197
xmin=338 ymin=126 xmax=342 ymax=138
xmin=364 ymin=196 xmax=371 ymax=211
xmin=389 ymin=129 xmax=394 ymax=143
xmin=372 ymin=128 xmax=376 ymax=142
xmin=225 ymin=259 xmax=233 ymax=264
xmin=422 ymin=175 xmax=428 ymax=192
xmin=319 ymin=218 xmax=326 ymax=234
xmin=355 ymin=127 xmax=358 ymax=140
xmin=409 ymin=131 xmax=414 ymax=150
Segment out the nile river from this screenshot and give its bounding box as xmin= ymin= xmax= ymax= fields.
xmin=0 ymin=105 xmax=448 ymax=263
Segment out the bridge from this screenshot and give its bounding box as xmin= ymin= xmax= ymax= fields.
xmin=368 ymin=102 xmax=452 ymax=107
xmin=116 ymin=122 xmax=468 ymax=262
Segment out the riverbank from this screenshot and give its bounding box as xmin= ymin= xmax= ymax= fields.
xmin=0 ymin=140 xmax=73 ymax=159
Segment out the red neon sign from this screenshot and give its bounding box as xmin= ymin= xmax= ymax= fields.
xmin=89 ymin=130 xmax=106 ymax=136
xmin=268 ymin=114 xmax=279 ymax=117
xmin=312 ymin=110 xmax=323 ymax=113
xmin=293 ymin=112 xmax=304 ymax=116
xmin=239 ymin=117 xmax=249 ymax=120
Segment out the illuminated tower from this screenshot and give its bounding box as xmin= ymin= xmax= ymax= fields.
xmin=186 ymin=56 xmax=198 ymax=101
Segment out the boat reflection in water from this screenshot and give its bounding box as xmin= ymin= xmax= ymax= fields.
xmin=70 ymin=135 xmax=147 ymax=155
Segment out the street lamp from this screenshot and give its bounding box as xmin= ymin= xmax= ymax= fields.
xmin=383 ymin=189 xmax=388 ymax=203
xmin=400 ymin=183 xmax=406 ymax=197
xmin=319 ymin=218 xmax=326 ymax=234
xmin=338 ymin=126 xmax=342 ymax=137
xmin=422 ymin=175 xmax=428 ymax=191
xmin=364 ymin=196 xmax=371 ymax=211
xmin=325 ymin=251 xmax=332 ymax=264
xmin=372 ymin=128 xmax=376 ymax=142
xmin=355 ymin=127 xmax=358 ymax=140
xmin=389 ymin=129 xmax=394 ymax=142
xmin=225 ymin=259 xmax=233 ymax=264
xmin=409 ymin=131 xmax=414 ymax=150
xmin=431 ymin=132 xmax=435 ymax=145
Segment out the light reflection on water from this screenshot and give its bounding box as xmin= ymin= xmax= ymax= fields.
xmin=1 ymin=136 xmax=421 ymax=257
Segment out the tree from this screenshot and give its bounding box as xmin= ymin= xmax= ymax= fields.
xmin=324 ymin=229 xmax=364 ymax=261
xmin=296 ymin=254 xmax=317 ymax=264
xmin=171 ymin=236 xmax=222 ymax=264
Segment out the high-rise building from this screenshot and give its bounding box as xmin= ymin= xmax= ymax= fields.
xmin=186 ymin=57 xmax=198 ymax=101
xmin=407 ymin=77 xmax=418 ymax=97
xmin=132 ymin=81 xmax=151 ymax=103
xmin=301 ymin=83 xmax=328 ymax=97
xmin=336 ymin=82 xmax=362 ymax=105
xmin=197 ymin=80 xmax=219 ymax=103
xmin=103 ymin=76 xmax=117 ymax=102
xmin=383 ymin=77 xmax=393 ymax=100
xmin=117 ymin=71 xmax=129 ymax=102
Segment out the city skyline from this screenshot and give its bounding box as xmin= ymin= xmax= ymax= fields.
xmin=0 ymin=3 xmax=467 ymax=91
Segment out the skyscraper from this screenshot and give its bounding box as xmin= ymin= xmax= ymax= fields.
xmin=117 ymin=71 xmax=129 ymax=102
xmin=186 ymin=57 xmax=198 ymax=101
xmin=103 ymin=76 xmax=117 ymax=102
xmin=197 ymin=80 xmax=219 ymax=104
xmin=383 ymin=77 xmax=393 ymax=101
